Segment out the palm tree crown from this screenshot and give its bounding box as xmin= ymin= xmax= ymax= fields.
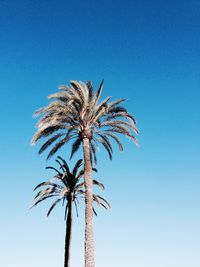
xmin=31 ymin=80 xmax=139 ymax=162
xmin=31 ymin=156 xmax=109 ymax=217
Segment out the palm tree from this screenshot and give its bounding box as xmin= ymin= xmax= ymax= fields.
xmin=31 ymin=80 xmax=138 ymax=267
xmin=31 ymin=156 xmax=110 ymax=267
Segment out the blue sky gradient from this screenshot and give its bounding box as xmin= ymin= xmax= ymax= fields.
xmin=0 ymin=1 xmax=199 ymax=266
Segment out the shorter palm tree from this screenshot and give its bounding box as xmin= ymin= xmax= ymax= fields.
xmin=31 ymin=156 xmax=110 ymax=267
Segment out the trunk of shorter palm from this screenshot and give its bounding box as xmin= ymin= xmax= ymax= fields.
xmin=83 ymin=137 xmax=95 ymax=267
xmin=64 ymin=197 xmax=72 ymax=267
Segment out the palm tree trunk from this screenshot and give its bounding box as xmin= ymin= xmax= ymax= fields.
xmin=64 ymin=198 xmax=72 ymax=267
xmin=83 ymin=137 xmax=95 ymax=267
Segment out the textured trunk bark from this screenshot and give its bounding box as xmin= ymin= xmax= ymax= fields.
xmin=64 ymin=198 xmax=72 ymax=267
xmin=83 ymin=137 xmax=95 ymax=267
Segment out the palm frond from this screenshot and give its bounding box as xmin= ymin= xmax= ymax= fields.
xmin=105 ymin=125 xmax=138 ymax=144
xmin=90 ymin=140 xmax=97 ymax=165
xmin=107 ymin=98 xmax=127 ymax=109
xmin=38 ymin=133 xmax=64 ymax=154
xmin=90 ymin=79 xmax=104 ymax=109
xmin=33 ymin=181 xmax=62 ymax=191
xmin=93 ymin=179 xmax=105 ymax=191
xmin=96 ymin=133 xmax=113 ymax=153
xmin=91 ymin=96 xmax=111 ymax=123
xmin=108 ymin=106 xmax=127 ymax=114
xmin=58 ymin=85 xmax=70 ymax=91
xmin=103 ymin=132 xmax=124 ymax=151
xmin=95 ymin=137 xmax=113 ymax=160
xmin=70 ymin=138 xmax=82 ymax=159
xmin=74 ymin=200 xmax=79 ymax=217
xmin=93 ymin=194 xmax=111 ymax=209
xmin=57 ymin=156 xmax=70 ymax=175
xmin=47 ymin=198 xmax=62 ymax=217
xmin=76 ymin=169 xmax=84 ymax=179
xmin=31 ymin=124 xmax=67 ymax=145
xmin=93 ymin=194 xmax=101 ymax=206
xmin=92 ymin=167 xmax=98 ymax=172
xmin=74 ymin=182 xmax=84 ymax=191
xmin=86 ymin=80 xmax=94 ymax=100
xmin=95 ymin=79 xmax=104 ymax=100
xmin=47 ymin=135 xmax=72 ymax=160
xmin=56 ymin=159 xmax=65 ymax=172
xmin=72 ymin=159 xmax=83 ymax=176
xmin=106 ymin=111 xmax=137 ymax=125
xmin=48 ymin=91 xmax=69 ymax=102
xmin=31 ymin=194 xmax=58 ymax=208
xmin=45 ymin=166 xmax=62 ymax=175
xmin=100 ymin=120 xmax=138 ymax=134
xmin=93 ymin=207 xmax=98 ymax=216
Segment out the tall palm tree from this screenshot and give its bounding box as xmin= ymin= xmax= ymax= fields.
xmin=31 ymin=156 xmax=109 ymax=267
xmin=31 ymin=80 xmax=138 ymax=267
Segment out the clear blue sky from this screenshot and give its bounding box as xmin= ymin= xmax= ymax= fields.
xmin=0 ymin=0 xmax=199 ymax=266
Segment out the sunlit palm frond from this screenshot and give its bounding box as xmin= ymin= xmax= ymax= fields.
xmin=86 ymin=80 xmax=94 ymax=100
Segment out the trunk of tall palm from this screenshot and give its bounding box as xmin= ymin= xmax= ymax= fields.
xmin=64 ymin=197 xmax=72 ymax=267
xmin=83 ymin=137 xmax=95 ymax=267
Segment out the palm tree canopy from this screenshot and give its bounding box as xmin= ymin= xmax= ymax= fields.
xmin=31 ymin=157 xmax=110 ymax=218
xmin=31 ymin=80 xmax=139 ymax=162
